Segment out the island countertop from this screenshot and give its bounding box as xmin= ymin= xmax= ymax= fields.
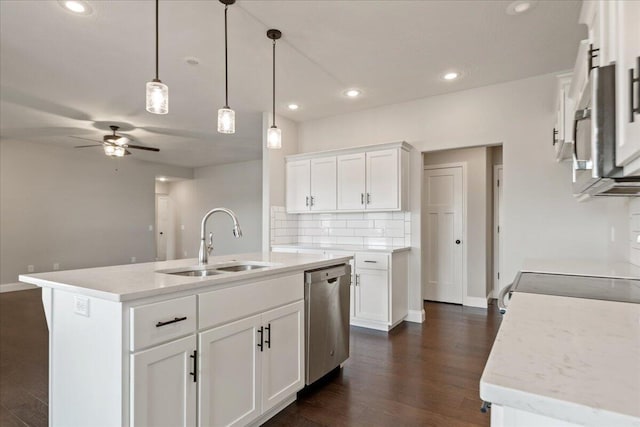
xmin=480 ymin=292 xmax=640 ymax=427
xmin=19 ymin=252 xmax=352 ymax=302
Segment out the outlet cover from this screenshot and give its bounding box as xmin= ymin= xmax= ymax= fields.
xmin=27 ymin=265 xmax=35 ymax=273
xmin=74 ymin=296 xmax=90 ymax=317
xmin=148 ymin=225 xmax=153 ymax=231
xmin=53 ymin=263 xmax=60 ymax=270
xmin=130 ymin=257 xmax=136 ymax=263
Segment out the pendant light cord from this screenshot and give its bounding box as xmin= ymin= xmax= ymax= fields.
xmin=272 ymin=39 xmax=276 ymax=127
xmin=155 ymin=0 xmax=159 ymax=80
xmin=224 ymin=5 xmax=229 ymax=108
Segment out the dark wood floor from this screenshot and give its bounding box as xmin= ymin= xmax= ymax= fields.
xmin=0 ymin=289 xmax=501 ymax=427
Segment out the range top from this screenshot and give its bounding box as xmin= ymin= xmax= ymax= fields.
xmin=512 ymin=272 xmax=640 ymax=304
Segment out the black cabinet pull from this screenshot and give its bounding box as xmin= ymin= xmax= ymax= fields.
xmin=630 ymin=57 xmax=640 ymax=123
xmin=155 ymin=316 xmax=187 ymax=328
xmin=189 ymin=350 xmax=197 ymax=383
xmin=363 ymin=260 xmax=377 ymax=263
xmin=588 ymin=43 xmax=599 ymax=73
xmin=552 ymin=128 xmax=558 ymax=146
xmin=265 ymin=323 xmax=271 ymax=349
xmin=257 ymin=326 xmax=264 ymax=352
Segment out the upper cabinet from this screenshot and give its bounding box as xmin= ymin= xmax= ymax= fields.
xmin=614 ymin=1 xmax=640 ymax=174
xmin=554 ymin=73 xmax=575 ymax=162
xmin=286 ymin=142 xmax=411 ymax=214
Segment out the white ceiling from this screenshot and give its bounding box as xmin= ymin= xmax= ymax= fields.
xmin=0 ymin=0 xmax=585 ymax=168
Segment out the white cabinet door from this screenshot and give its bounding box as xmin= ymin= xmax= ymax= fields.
xmin=310 ymin=157 xmax=337 ymax=211
xmin=616 ymin=0 xmax=640 ymax=169
xmin=286 ymin=160 xmax=311 ymax=213
xmin=198 ymin=315 xmax=262 ymax=427
xmin=366 ymin=149 xmax=399 ymax=210
xmin=261 ymin=301 xmax=304 ymax=413
xmin=354 ymin=268 xmax=389 ymax=323
xmin=337 ymin=153 xmax=366 ymax=210
xmin=130 ymin=335 xmax=197 ymax=427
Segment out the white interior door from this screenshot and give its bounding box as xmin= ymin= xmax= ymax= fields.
xmin=130 ymin=335 xmax=197 ymax=427
xmin=310 ymin=157 xmax=337 ymax=211
xmin=366 ymin=149 xmax=399 ymax=210
xmin=494 ymin=166 xmax=503 ymax=296
xmin=423 ymin=166 xmax=464 ymax=304
xmin=156 ymin=195 xmax=170 ymax=261
xmin=286 ymin=160 xmax=311 ymax=213
xmin=337 ymin=153 xmax=366 ymax=210
xmin=198 ymin=314 xmax=262 ymax=427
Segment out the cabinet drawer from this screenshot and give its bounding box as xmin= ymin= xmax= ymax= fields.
xmin=130 ymin=295 xmax=196 ymax=351
xmin=355 ymin=253 xmax=389 ymax=270
xmin=199 ymin=273 xmax=303 ymax=330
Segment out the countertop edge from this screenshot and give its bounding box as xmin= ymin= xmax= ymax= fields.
xmin=271 ymin=244 xmax=411 ymax=253
xmin=19 ymin=256 xmax=353 ymax=302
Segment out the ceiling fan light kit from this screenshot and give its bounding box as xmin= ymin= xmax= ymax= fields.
xmin=266 ymin=28 xmax=282 ymax=149
xmin=73 ymin=125 xmax=159 ymax=158
xmin=146 ymin=0 xmax=168 ymax=115
xmin=217 ymin=0 xmax=236 ymax=134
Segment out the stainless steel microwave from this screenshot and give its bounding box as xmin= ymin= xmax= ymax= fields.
xmin=572 ymin=64 xmax=640 ymax=198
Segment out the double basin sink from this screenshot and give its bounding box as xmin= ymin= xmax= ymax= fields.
xmin=157 ymin=261 xmax=277 ymax=278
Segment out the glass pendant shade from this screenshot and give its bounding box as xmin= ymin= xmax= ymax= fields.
xmin=104 ymin=145 xmax=116 ymax=156
xmin=267 ymin=126 xmax=282 ymax=149
xmin=146 ymin=80 xmax=168 ymax=114
xmin=217 ymin=107 xmax=235 ymax=134
xmin=113 ymin=146 xmax=126 ymax=157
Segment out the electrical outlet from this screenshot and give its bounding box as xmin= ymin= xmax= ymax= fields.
xmin=181 ymin=224 xmax=185 ymax=231
xmin=53 ymin=263 xmax=60 ymax=271
xmin=27 ymin=265 xmax=35 ymax=273
xmin=130 ymin=257 xmax=136 ymax=263
xmin=183 ymin=251 xmax=188 ymax=257
xmin=148 ymin=225 xmax=153 ymax=232
xmin=74 ymin=296 xmax=90 ymax=317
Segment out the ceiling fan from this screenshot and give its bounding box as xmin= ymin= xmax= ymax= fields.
xmin=73 ymin=125 xmax=160 ymax=157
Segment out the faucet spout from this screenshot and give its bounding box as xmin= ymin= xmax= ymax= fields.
xmin=198 ymin=208 xmax=243 ymax=265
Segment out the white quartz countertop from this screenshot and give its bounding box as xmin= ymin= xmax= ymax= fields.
xmin=522 ymin=258 xmax=640 ymax=280
xmin=19 ymin=252 xmax=352 ymax=302
xmin=272 ymin=244 xmax=411 ymax=254
xmin=480 ymin=292 xmax=640 ymax=426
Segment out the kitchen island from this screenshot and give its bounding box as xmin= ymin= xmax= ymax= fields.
xmin=480 ymin=292 xmax=640 ymax=427
xmin=19 ymin=251 xmax=352 ymax=427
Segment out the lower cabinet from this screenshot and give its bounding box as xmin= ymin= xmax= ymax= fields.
xmin=130 ymin=335 xmax=198 ymax=427
xmin=354 ymin=268 xmax=389 ymax=323
xmin=198 ymin=301 xmax=304 ymax=427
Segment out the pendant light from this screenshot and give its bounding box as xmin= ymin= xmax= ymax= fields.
xmin=266 ymin=29 xmax=282 ymax=149
xmin=217 ymin=0 xmax=236 ymax=134
xmin=146 ymin=0 xmax=168 ymax=114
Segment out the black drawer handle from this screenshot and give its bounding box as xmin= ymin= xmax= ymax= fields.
xmin=155 ymin=316 xmax=187 ymax=328
xmin=630 ymin=57 xmax=640 ymax=123
xmin=363 ymin=260 xmax=377 ymax=263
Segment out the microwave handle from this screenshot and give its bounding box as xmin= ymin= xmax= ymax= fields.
xmin=572 ymin=108 xmax=591 ymax=168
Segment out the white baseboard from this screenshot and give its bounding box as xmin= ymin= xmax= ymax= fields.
xmin=464 ymin=296 xmax=488 ymax=309
xmin=406 ymin=309 xmax=426 ymax=323
xmin=0 ymin=282 xmax=37 ymax=293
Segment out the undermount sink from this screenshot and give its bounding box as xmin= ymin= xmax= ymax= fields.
xmin=215 ymin=264 xmax=268 ymax=272
xmin=157 ymin=262 xmax=277 ymax=277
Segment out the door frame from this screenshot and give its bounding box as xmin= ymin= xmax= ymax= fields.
xmin=421 ymin=162 xmax=468 ymax=306
xmin=493 ymin=164 xmax=503 ymax=298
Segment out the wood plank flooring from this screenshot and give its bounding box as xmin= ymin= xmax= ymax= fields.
xmin=0 ymin=289 xmax=501 ymax=427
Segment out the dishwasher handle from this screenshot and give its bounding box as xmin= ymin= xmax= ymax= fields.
xmin=305 ymin=264 xmax=351 ymax=284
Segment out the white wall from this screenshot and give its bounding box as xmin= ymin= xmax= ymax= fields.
xmin=423 ymin=146 xmax=490 ymax=300
xmin=298 ymin=72 xmax=628 ymax=312
xmin=0 ymin=139 xmax=192 ymax=285
xmin=168 ymin=160 xmax=263 ymax=258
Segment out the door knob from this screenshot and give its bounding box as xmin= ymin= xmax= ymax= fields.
xmin=159 ymin=232 xmax=164 ymax=235
xmin=455 ymin=239 xmax=461 ymax=245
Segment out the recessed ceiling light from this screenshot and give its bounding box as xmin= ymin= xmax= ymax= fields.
xmin=344 ymin=89 xmax=362 ymax=98
xmin=157 ymin=177 xmax=167 ymax=182
xmin=506 ymin=0 xmax=536 ymax=15
xmin=442 ymin=72 xmax=460 ymax=81
xmin=58 ymin=0 xmax=93 ymax=15
xmin=287 ymin=103 xmax=300 ymax=110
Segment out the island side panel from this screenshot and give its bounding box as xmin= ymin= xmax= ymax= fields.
xmin=50 ymin=289 xmax=124 ymax=426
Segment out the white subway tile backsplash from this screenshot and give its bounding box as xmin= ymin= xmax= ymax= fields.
xmin=269 ymin=206 xmax=411 ymax=248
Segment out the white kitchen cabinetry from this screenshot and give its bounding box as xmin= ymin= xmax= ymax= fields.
xmin=287 ymin=142 xmax=411 ymax=213
xmin=286 ymin=157 xmax=337 ymax=212
xmin=272 ymin=247 xmax=409 ymax=331
xmin=198 ymin=300 xmax=304 ymax=427
xmin=130 ymin=335 xmax=197 ymax=427
xmin=615 ymin=1 xmax=640 ymax=174
xmin=553 ymin=73 xmax=575 ymax=162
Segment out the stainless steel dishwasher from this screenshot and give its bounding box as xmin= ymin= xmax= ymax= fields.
xmin=304 ymin=263 xmax=351 ymax=385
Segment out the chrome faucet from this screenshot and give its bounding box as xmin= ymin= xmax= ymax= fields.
xmin=198 ymin=208 xmax=243 ymax=265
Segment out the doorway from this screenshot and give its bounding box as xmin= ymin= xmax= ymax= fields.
xmin=493 ymin=165 xmax=503 ymax=296
xmin=423 ymin=165 xmax=465 ymax=304
xmin=155 ymin=194 xmax=171 ymax=261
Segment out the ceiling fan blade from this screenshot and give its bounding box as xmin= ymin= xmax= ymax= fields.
xmin=125 ymin=150 xmax=132 ymax=156
xmin=70 ymin=135 xmax=103 ymax=144
xmin=74 ymin=144 xmax=103 ymax=148
xmin=126 ymin=144 xmax=160 ymax=152
xmin=1 ymin=86 xmax=92 ymax=121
